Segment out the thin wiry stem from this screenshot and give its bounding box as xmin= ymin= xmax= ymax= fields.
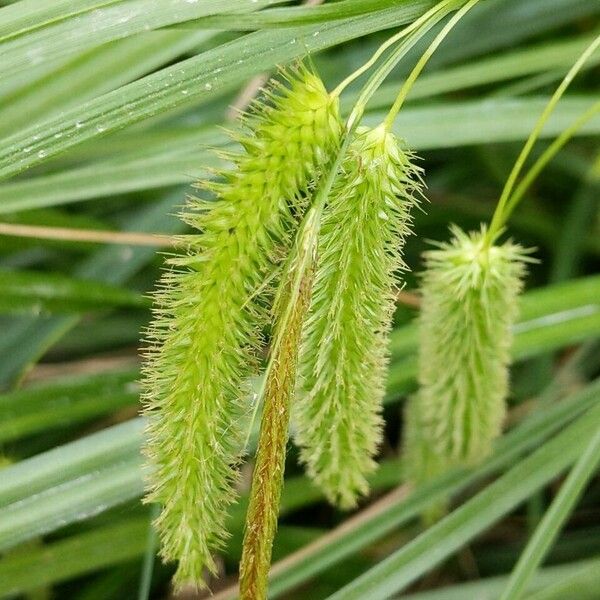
xmin=502 ymin=100 xmax=600 ymax=223
xmin=331 ymin=0 xmax=454 ymax=98
xmin=239 ymin=228 xmax=316 ymax=600
xmin=0 ymin=222 xmax=174 ymax=247
xmin=383 ymin=0 xmax=479 ymax=131
xmin=487 ymin=32 xmax=600 ymax=244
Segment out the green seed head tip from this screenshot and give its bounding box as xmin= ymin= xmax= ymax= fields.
xmin=295 ymin=126 xmax=422 ymax=509
xmin=141 ymin=64 xmax=341 ymax=590
xmin=404 ymin=225 xmax=530 ymax=486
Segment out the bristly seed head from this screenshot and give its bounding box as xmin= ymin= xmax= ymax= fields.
xmin=404 ymin=225 xmax=531 ymax=487
xmin=295 ymin=125 xmax=422 ymax=509
xmin=141 ymin=64 xmax=341 ymax=591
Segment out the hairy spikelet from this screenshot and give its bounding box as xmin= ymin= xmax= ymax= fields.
xmin=141 ymin=66 xmax=341 ymax=590
xmin=404 ymin=226 xmax=529 ymax=486
xmin=295 ymin=124 xmax=422 ymax=509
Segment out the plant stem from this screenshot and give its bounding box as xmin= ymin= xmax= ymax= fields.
xmin=500 ymin=100 xmax=600 ymax=225
xmin=137 ymin=503 xmax=160 ymax=600
xmin=486 ymin=32 xmax=600 ymax=245
xmin=331 ymin=0 xmax=454 ymax=99
xmin=383 ymin=0 xmax=479 ymax=131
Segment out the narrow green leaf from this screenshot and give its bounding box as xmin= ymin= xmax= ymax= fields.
xmin=0 ymin=517 xmax=149 ymax=597
xmin=0 ymin=30 xmax=214 ymax=139
xmin=400 ymin=558 xmax=600 ymax=600
xmin=0 ymin=418 xmax=144 ymax=506
xmin=499 ymin=428 xmax=600 ymax=600
xmin=0 ymin=269 xmax=147 ymax=314
xmin=326 ymin=402 xmax=600 ymax=600
xmin=0 ymin=0 xmax=284 ymax=78
xmin=0 ymin=0 xmax=124 ymax=41
xmin=0 ymin=369 xmax=139 ymax=443
xmin=528 ymin=556 xmax=600 ymax=600
xmin=0 ymin=1 xmax=436 ymax=181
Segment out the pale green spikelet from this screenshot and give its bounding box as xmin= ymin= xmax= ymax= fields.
xmin=404 ymin=226 xmax=530 ymax=487
xmin=295 ymin=124 xmax=422 ymax=509
xmin=141 ymin=65 xmax=341 ymax=590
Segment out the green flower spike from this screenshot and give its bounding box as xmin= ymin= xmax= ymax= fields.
xmin=405 ymin=226 xmax=530 ymax=486
xmin=295 ymin=124 xmax=422 ymax=509
xmin=141 ymin=65 xmax=341 ymax=591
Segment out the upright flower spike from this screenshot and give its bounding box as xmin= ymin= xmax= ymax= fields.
xmin=141 ymin=65 xmax=341 ymax=590
xmin=295 ymin=124 xmax=422 ymax=509
xmin=404 ymin=226 xmax=529 ymax=486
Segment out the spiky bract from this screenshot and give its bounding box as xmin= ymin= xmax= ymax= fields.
xmin=405 ymin=226 xmax=529 ymax=486
xmin=295 ymin=124 xmax=422 ymax=509
xmin=141 ymin=66 xmax=340 ymax=590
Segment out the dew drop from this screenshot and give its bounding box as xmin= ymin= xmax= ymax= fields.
xmin=204 ymin=82 xmax=213 ymax=90
xmin=75 ymin=121 xmax=83 ymax=129
xmin=181 ymin=89 xmax=189 ymax=95
xmin=23 ymin=146 xmax=33 ymax=153
xmin=96 ymin=124 xmax=106 ymax=132
xmin=54 ymin=132 xmax=63 ymax=138
xmin=37 ymin=150 xmax=47 ymax=158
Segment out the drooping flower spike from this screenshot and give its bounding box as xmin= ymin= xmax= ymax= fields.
xmin=141 ymin=64 xmax=341 ymax=590
xmin=404 ymin=226 xmax=530 ymax=486
xmin=295 ymin=124 xmax=422 ymax=508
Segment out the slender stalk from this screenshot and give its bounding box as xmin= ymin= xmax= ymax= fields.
xmin=0 ymin=222 xmax=173 ymax=247
xmin=331 ymin=0 xmax=455 ymax=98
xmin=499 ymin=426 xmax=600 ymax=600
xmin=501 ymin=100 xmax=600 ymax=224
xmin=383 ymin=0 xmax=480 ymax=131
xmin=486 ymin=32 xmax=600 ymax=244
xmin=137 ymin=503 xmax=160 ymax=600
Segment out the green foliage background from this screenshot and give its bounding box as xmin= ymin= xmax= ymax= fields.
xmin=0 ymin=0 xmax=598 ymax=598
